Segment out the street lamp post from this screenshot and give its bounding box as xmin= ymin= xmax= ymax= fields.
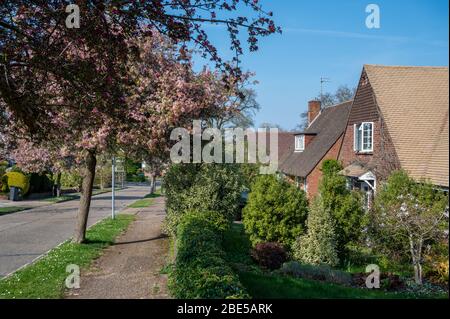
xmin=111 ymin=156 xmax=116 ymax=219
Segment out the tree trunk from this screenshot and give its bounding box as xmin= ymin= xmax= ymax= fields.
xmin=55 ymin=172 xmax=61 ymax=197
xmin=152 ymin=175 xmax=157 ymax=193
xmin=149 ymin=174 xmax=155 ymax=194
xmin=73 ymin=151 xmax=96 ymax=244
xmin=409 ymin=236 xmax=423 ymax=285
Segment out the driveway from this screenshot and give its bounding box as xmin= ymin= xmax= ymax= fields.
xmin=0 ymin=185 xmax=150 ymax=278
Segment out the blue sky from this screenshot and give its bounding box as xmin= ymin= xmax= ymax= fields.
xmin=193 ymin=0 xmax=449 ymax=130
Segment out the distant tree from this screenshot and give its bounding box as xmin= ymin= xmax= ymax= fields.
xmin=295 ymin=85 xmax=356 ymax=131
xmin=293 ymin=111 xmax=309 ymax=132
xmin=227 ymin=88 xmax=261 ymax=129
xmin=317 ymin=92 xmax=337 ymax=107
xmin=205 ymin=82 xmax=261 ymax=129
xmin=317 ymin=85 xmax=355 ymax=107
xmin=334 ymin=85 xmax=356 ymax=103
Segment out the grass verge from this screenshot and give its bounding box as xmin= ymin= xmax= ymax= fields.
xmin=223 ymin=223 xmax=446 ymax=299
xmin=43 ymin=194 xmax=79 ymax=203
xmin=42 ymin=187 xmax=125 ymax=204
xmin=128 ymin=192 xmax=161 ymax=208
xmin=0 ymin=214 xmax=135 ymax=299
xmin=0 ymin=206 xmax=29 ymax=216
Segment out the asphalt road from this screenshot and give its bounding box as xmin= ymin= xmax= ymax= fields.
xmin=0 ymin=185 xmax=150 ymax=278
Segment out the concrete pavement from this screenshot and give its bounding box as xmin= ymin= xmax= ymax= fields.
xmin=0 ymin=185 xmax=150 ymax=278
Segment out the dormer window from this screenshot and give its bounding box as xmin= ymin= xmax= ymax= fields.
xmin=354 ymin=122 xmax=373 ymax=152
xmin=295 ymin=135 xmax=305 ymax=152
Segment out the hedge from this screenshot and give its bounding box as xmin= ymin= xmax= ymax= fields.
xmin=164 ymin=163 xmax=243 ymax=236
xmin=168 ymin=211 xmax=249 ymax=299
xmin=5 ymin=171 xmax=30 ymax=195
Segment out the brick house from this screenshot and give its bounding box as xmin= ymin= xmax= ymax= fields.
xmin=279 ymin=100 xmax=352 ymax=199
xmin=338 ymin=64 xmax=449 ymax=206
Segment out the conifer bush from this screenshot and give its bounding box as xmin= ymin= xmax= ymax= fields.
xmin=293 ymin=196 xmax=339 ymax=267
xmin=242 ymin=175 xmax=308 ymax=250
xmin=318 ymin=159 xmax=366 ymax=258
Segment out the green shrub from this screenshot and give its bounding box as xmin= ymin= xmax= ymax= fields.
xmin=95 ymin=159 xmax=113 ymax=189
xmin=424 ymin=239 xmax=449 ymax=285
xmin=0 ymin=166 xmax=8 ymax=192
xmin=1 ymin=175 xmax=8 ymax=192
xmin=60 ymin=171 xmax=83 ymax=192
xmin=319 ymin=160 xmax=366 ymax=257
xmin=6 ymin=171 xmax=30 ymax=195
xmin=279 ymin=261 xmax=352 ymax=286
xmin=370 ymin=170 xmax=449 ymax=284
xmin=293 ymin=196 xmax=339 ymax=267
xmin=164 ymin=163 xmax=243 ymax=236
xmin=242 ymin=175 xmax=308 ymax=249
xmin=168 ymin=211 xmax=249 ymax=299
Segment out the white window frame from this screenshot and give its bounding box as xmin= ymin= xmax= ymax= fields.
xmin=294 ymin=135 xmax=305 ymax=152
xmin=354 ymin=122 xmax=373 ymax=153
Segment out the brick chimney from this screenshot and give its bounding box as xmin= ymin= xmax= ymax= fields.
xmin=307 ymin=100 xmax=321 ymax=126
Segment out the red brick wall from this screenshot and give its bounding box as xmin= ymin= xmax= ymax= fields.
xmin=339 ymin=120 xmax=379 ymax=167
xmin=338 ymin=68 xmax=401 ymax=184
xmin=306 ymin=135 xmax=344 ymax=200
xmin=338 ymin=118 xmax=401 ymax=182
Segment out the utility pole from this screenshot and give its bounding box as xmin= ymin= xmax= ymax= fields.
xmin=111 ymin=156 xmax=116 ymax=220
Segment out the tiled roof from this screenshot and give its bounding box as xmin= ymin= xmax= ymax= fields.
xmin=277 ymin=132 xmax=295 ymax=163
xmin=364 ymin=64 xmax=449 ymax=187
xmin=279 ymin=101 xmax=352 ymax=177
xmin=246 ymin=131 xmax=294 ymax=165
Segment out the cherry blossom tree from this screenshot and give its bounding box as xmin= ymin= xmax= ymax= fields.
xmin=0 ymin=1 xmax=278 ymax=243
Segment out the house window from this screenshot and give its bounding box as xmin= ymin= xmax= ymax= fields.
xmin=354 ymin=122 xmax=373 ymax=152
xmin=295 ymin=135 xmax=305 ymax=152
xmin=295 ymin=176 xmax=308 ymax=193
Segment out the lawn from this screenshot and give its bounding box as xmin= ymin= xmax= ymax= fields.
xmin=43 ymin=194 xmax=79 ymax=203
xmin=42 ymin=187 xmax=124 ymax=204
xmin=223 ymin=223 xmax=447 ymax=299
xmin=0 ymin=206 xmax=29 ymax=216
xmin=127 ymin=192 xmax=161 ymax=208
xmin=0 ymin=214 xmax=135 ymax=299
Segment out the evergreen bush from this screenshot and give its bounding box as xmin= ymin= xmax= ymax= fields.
xmin=293 ymin=196 xmax=339 ymax=267
xmin=242 ymin=175 xmax=308 ymax=249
